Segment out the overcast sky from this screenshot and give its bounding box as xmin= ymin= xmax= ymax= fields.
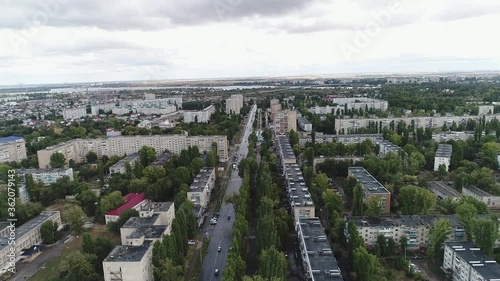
xmin=0 ymin=0 xmax=499 ymax=85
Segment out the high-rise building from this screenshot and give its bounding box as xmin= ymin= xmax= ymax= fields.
xmin=225 ymin=94 xmax=244 ymax=115
xmin=62 ymin=107 xmax=87 ymax=120
xmin=0 ymin=136 xmax=27 ymax=163
xmin=274 ymin=110 xmax=297 ymax=135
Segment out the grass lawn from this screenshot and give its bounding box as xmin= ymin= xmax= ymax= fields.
xmin=29 ymin=226 xmax=119 ymax=281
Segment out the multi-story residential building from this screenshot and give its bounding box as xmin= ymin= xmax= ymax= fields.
xmin=309 ymin=97 xmax=388 ymax=114
xmin=105 ymin=193 xmax=147 ymax=224
xmin=346 ymin=215 xmax=465 ymax=249
xmin=274 ymin=110 xmax=297 ymax=135
xmin=0 ymin=211 xmax=61 ymax=273
xmin=297 ymin=218 xmax=344 ymax=281
xmin=91 ymin=103 xmax=116 ymax=115
xmin=348 ymin=167 xmax=391 ymax=213
xmin=297 ymin=116 xmax=312 ymax=132
xmin=187 ymin=168 xmax=216 ymax=224
xmin=434 ymin=144 xmax=452 ymax=172
xmin=462 ymin=186 xmax=500 ymax=210
xmin=144 ymin=93 xmax=155 ymax=100
xmin=149 ymin=152 xmax=172 ymax=167
xmin=334 ymin=114 xmax=500 ymax=134
xmin=225 ymin=94 xmax=244 ymax=115
xmin=0 ymin=136 xmax=27 ymax=163
xmin=443 ymin=241 xmax=500 ymax=281
xmin=377 ymin=139 xmax=401 ymax=157
xmin=37 ymin=134 xmax=229 ymax=168
xmin=283 ymin=164 xmax=315 ymax=222
xmin=109 ymin=153 xmax=141 ymax=174
xmin=432 ymin=131 xmax=474 ymax=142
xmin=313 ymin=156 xmax=364 ymax=173
xmin=120 ymin=97 xmax=182 ymax=109
xmin=277 ymin=136 xmax=297 ymax=165
xmin=298 ymin=133 xmax=381 ymax=147
xmin=428 ymin=181 xmax=461 ymax=202
xmin=269 ymin=99 xmax=282 ymax=125
xmin=62 ymin=107 xmax=87 ymax=120
xmin=183 ymin=105 xmax=215 ymax=123
xmin=18 ymin=168 xmax=74 ymax=184
xmin=103 ymin=201 xmax=174 ymax=281
xmin=136 ymin=105 xmax=177 ymax=116
xmin=478 ymin=105 xmax=494 ymax=115
xmin=106 ymin=129 xmax=122 ymax=137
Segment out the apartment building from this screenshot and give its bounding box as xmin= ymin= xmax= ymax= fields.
xmin=183 ymin=105 xmax=215 ymax=123
xmin=348 ymin=167 xmax=391 ymax=213
xmin=109 ymin=153 xmax=140 ymax=174
xmin=103 ymin=201 xmax=174 ymax=281
xmin=187 ymin=168 xmax=216 ymax=223
xmin=149 ymin=152 xmax=172 ymax=167
xmin=297 ymin=218 xmax=343 ymax=281
xmin=106 ymin=129 xmax=122 ymax=137
xmin=225 ymin=94 xmax=244 ymax=115
xmin=0 ymin=136 xmax=27 ymax=163
xmin=91 ymin=103 xmax=116 ymax=115
xmin=277 ymin=136 xmax=297 ymax=165
xmin=377 ymin=139 xmax=401 ymax=157
xmin=105 ymin=193 xmax=147 ymax=224
xmin=308 ymin=97 xmax=388 ymax=114
xmin=274 ymin=110 xmax=297 ymax=135
xmin=432 ymin=131 xmax=474 ymax=142
xmin=120 ymin=97 xmax=183 ymax=109
xmin=428 ymin=181 xmax=461 ymax=202
xmin=434 ymin=144 xmax=452 ymax=172
xmin=297 ymin=116 xmax=312 ymax=132
xmin=346 ymin=215 xmax=465 ymax=249
xmin=443 ymin=241 xmax=500 ymax=281
xmin=0 ymin=211 xmax=61 ymax=273
xmin=270 ymin=99 xmax=282 ymax=125
xmin=37 ymin=134 xmax=229 ymax=168
xmin=462 ymin=186 xmax=500 ymax=210
xmin=334 ymin=114 xmax=500 ymax=134
xmin=298 ymin=133 xmax=381 ymax=147
xmin=18 ymin=168 xmax=74 ymax=184
xmin=144 ymin=93 xmax=155 ymax=100
xmin=478 ymin=105 xmax=494 ymax=115
xmin=313 ymin=156 xmax=364 ymax=172
xmin=62 ymin=107 xmax=87 ymax=120
xmin=284 ymin=164 xmax=315 ymax=222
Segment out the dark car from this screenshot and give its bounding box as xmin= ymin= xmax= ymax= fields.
xmin=227 ymin=215 xmax=231 ymax=220
xmin=215 ymin=269 xmax=219 ymax=276
xmin=218 ymin=246 xmax=221 ymax=252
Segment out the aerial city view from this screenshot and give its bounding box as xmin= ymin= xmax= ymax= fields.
xmin=2 ymin=1 xmax=500 ymax=281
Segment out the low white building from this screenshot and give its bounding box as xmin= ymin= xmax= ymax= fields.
xmin=109 ymin=154 xmax=140 ymax=174
xmin=18 ymin=168 xmax=74 ymax=184
xmin=428 ymin=181 xmax=461 ymax=202
xmin=297 ymin=116 xmax=312 ymax=132
xmin=103 ymin=242 xmax=154 ymax=281
xmin=434 ymin=144 xmax=452 ymax=171
xmin=478 ymin=105 xmax=494 ymax=115
xmin=377 ymin=139 xmax=401 ymax=157
xmin=462 ymin=186 xmax=500 ymax=210
xmin=105 ymin=193 xmax=147 ymax=224
xmin=443 ymin=241 xmax=500 ymax=281
xmin=183 ymin=105 xmax=215 ymax=123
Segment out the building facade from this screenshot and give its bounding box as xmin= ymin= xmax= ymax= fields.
xmin=434 ymin=144 xmax=452 ymax=171
xmin=18 ymin=168 xmax=74 ymax=184
xmin=298 ymin=133 xmax=381 ymax=148
xmin=0 ymin=136 xmax=27 ymax=163
xmin=274 ymin=110 xmax=297 ymax=135
xmin=308 ymin=97 xmax=388 ymax=115
xmin=443 ymin=241 xmax=500 ymax=281
xmin=348 ymin=167 xmax=391 ymax=213
xmin=377 ymin=139 xmax=401 ymax=157
xmin=297 ymin=116 xmax=312 ymax=132
xmin=91 ymin=103 xmax=116 ymax=115
xmin=225 ymin=94 xmax=244 ymax=115
xmin=183 ymin=105 xmax=215 ymax=123
xmin=109 ymin=153 xmax=141 ymax=174
xmin=428 ymin=181 xmax=461 ymax=202
xmin=478 ymin=105 xmax=494 ymax=115
xmin=462 ymin=186 xmax=500 ymax=210
xmin=62 ymin=107 xmax=87 ymax=120
xmin=37 ymin=134 xmax=229 ymax=168
xmin=187 ymin=168 xmax=216 ymax=222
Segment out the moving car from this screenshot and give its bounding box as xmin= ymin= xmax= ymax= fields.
xmin=215 ymin=269 xmax=219 ymax=276
xmin=218 ymin=246 xmax=221 ymax=252
xmin=227 ymin=215 xmax=231 ymax=220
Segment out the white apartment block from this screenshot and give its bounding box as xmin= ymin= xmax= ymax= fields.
xmin=298 ymin=133 xmax=382 ymax=148
xmin=478 ymin=105 xmax=494 ymax=115
xmin=443 ymin=241 xmax=500 ymax=281
xmin=0 ymin=211 xmax=61 ymax=273
xmin=283 ymin=164 xmax=315 ymax=222
xmin=62 ymin=107 xmax=87 ymax=120
xmin=462 ymin=186 xmax=500 ymax=210
xmin=0 ymin=136 xmax=27 ymax=163
xmin=377 ymin=139 xmax=401 ymax=157
xmin=433 ymin=132 xmax=474 ymax=142
xmin=18 ymin=168 xmax=74 ymax=184
xmin=136 ymin=105 xmax=176 ymax=115
xmin=274 ymin=110 xmax=297 ymax=135
xmin=91 ymin=103 xmax=116 ymax=115
xmin=187 ymin=168 xmax=216 ymax=222
xmin=434 ymin=144 xmax=452 ymax=172
xmin=225 ymin=94 xmax=244 ymax=115
xmin=297 ymin=116 xmax=312 ymax=132
xmin=346 ymin=215 xmax=465 ymax=250
xmin=144 ymin=93 xmax=155 ymax=100
xmin=120 ymin=97 xmax=183 ymax=109
xmin=335 ymin=114 xmax=500 ymax=134
xmin=308 ymin=98 xmax=388 ymax=114
xmin=109 ymin=153 xmax=140 ymax=174
xmin=103 ymin=242 xmax=154 ymax=281
xmin=37 ymin=134 xmax=229 ymax=168
xmin=183 ymin=105 xmax=215 ymax=123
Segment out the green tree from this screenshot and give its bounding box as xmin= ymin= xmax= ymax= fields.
xmin=59 ymin=251 xmax=99 ymax=281
xmin=50 ymin=152 xmax=66 ymax=168
xmin=154 ymin=258 xmax=182 ymax=281
xmin=322 ymin=189 xmax=343 ymax=215
xmin=96 ymin=191 xmax=125 ymax=222
xmin=142 ymin=166 xmax=166 ymax=183
xmin=289 ymin=129 xmax=299 ymax=147
xmin=77 ymin=189 xmax=98 ymax=216
xmin=352 ymin=183 xmax=364 ymax=216
xmin=85 ymin=151 xmax=98 ymax=163
xmin=107 ymin=208 xmax=139 ymax=234
xmin=427 ymin=218 xmax=452 ymax=260
xmin=82 ymin=233 xmax=95 ymax=254
xmin=471 ymin=217 xmax=499 ymax=256
xmin=139 ymin=145 xmax=156 ymax=166
xmin=258 ymin=246 xmax=287 ymax=280
xmin=304 ymin=147 xmax=315 ymax=167
xmin=353 ymin=246 xmax=380 ymax=281
xmin=366 ymin=196 xmax=384 ymax=217
xmin=437 ymin=164 xmax=447 ymax=178
xmin=64 ymin=205 xmax=86 ymax=234
xmin=399 ymin=185 xmax=436 ymax=215
xmin=456 ymin=203 xmax=477 ymax=240
xmin=40 ymin=220 xmax=58 ymax=244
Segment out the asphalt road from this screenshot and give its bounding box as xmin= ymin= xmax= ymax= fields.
xmin=199 ymin=104 xmax=257 ymax=281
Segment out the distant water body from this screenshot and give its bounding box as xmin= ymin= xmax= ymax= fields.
xmin=49 ymin=85 xmax=275 ymax=93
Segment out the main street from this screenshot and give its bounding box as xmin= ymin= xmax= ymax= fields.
xmin=199 ymin=104 xmax=257 ymax=281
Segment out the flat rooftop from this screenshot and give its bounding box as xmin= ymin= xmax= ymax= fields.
xmin=128 ymin=225 xmax=167 ymax=239
xmin=428 ymin=181 xmax=461 ymax=198
xmin=110 ymin=153 xmax=140 ymax=169
xmin=278 ymin=136 xmax=296 ymax=160
xmin=298 ymin=116 xmax=312 ymax=125
xmin=104 ymin=242 xmax=152 ymax=262
xmin=347 ymin=215 xmax=463 ymax=229
xmin=463 ymin=186 xmax=493 ymax=197
xmin=122 ymin=214 xmax=159 ymax=228
xmin=189 ymin=168 xmax=214 ymax=192
xmin=149 ymin=152 xmax=172 ymax=166
xmin=436 ymin=144 xmax=452 ymax=158
xmin=0 ymin=211 xmax=59 ymax=250
xmin=139 ymin=202 xmax=173 ymax=213
xmin=18 ymin=168 xmax=71 ymax=174
xmin=348 ymin=167 xmax=390 ymax=195
xmin=284 ymin=164 xmax=314 ymax=207
xmin=298 ymin=218 xmax=343 ymax=281
xmin=0 ymin=136 xmax=25 ymax=144
xmin=445 ymin=241 xmax=500 ymax=279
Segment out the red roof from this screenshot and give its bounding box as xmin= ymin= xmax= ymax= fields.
xmin=106 ymin=193 xmax=146 ymax=216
